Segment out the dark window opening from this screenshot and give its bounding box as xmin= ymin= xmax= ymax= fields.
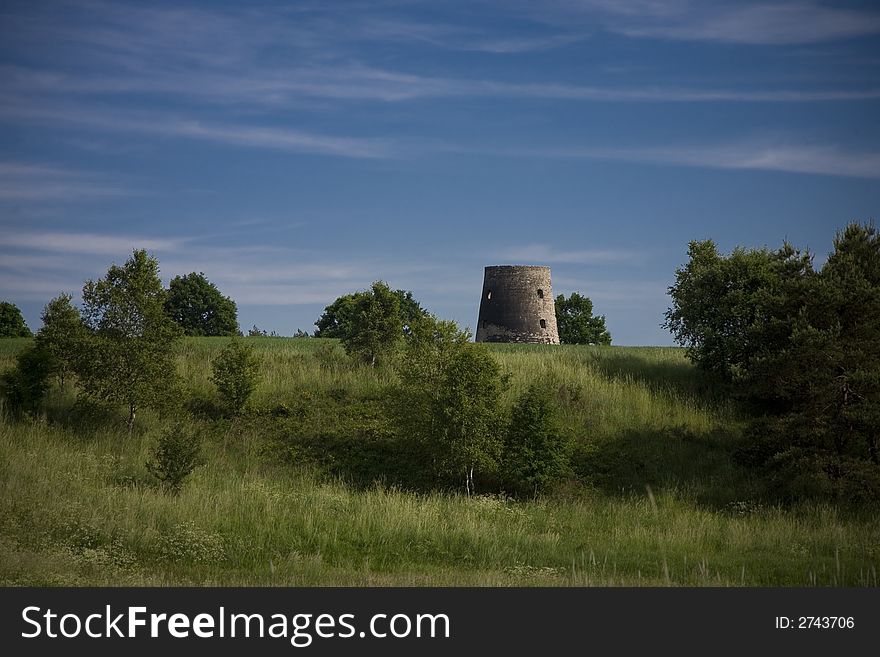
xmin=540 ymin=319 xmax=546 ymax=329
xmin=537 ymin=289 xmax=544 ymax=298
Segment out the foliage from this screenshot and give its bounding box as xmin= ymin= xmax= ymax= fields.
xmin=339 ymin=281 xmax=404 ymax=366
xmin=75 ymin=249 xmax=182 ymax=432
xmin=211 ymin=339 xmax=261 ymax=415
xmin=502 ymin=384 xmax=570 ymax=496
xmin=291 ymin=328 xmax=311 ymax=338
xmin=0 ymin=301 xmax=31 ymax=338
xmin=739 ymin=222 xmax=880 ymax=501
xmin=392 ymin=316 xmax=506 ymax=493
xmin=34 ymin=294 xmax=84 ymax=387
xmin=314 ymin=287 xmax=427 ymax=338
xmin=667 ymin=222 xmax=879 ymax=502
xmin=146 ymin=422 xmax=202 ymax=494
xmin=1 ymin=345 xmax=55 ymax=416
xmin=554 ymin=292 xmax=611 ymax=345
xmin=165 ymin=272 xmax=238 ymax=337
xmin=664 ymin=239 xmax=813 ymax=378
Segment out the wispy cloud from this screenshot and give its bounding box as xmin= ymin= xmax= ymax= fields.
xmin=612 ymin=2 xmax=880 ymax=46
xmin=1 ymin=230 xmax=186 ymax=255
xmin=528 ymin=1 xmax=880 ymax=45
xmin=0 ymin=162 xmax=136 ymax=200
xmin=494 ymin=244 xmax=641 ymax=265
xmin=7 ymin=62 xmax=880 ymax=106
xmin=0 ymin=100 xmax=395 ymax=158
xmin=481 ymin=141 xmax=880 ymax=180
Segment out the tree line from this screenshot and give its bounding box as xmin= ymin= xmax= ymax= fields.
xmin=665 ymin=221 xmax=880 ymax=501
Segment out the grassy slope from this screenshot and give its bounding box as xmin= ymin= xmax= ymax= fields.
xmin=1 ymin=337 xmax=877 ymax=586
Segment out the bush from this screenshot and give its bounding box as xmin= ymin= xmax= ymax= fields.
xmin=392 ymin=316 xmax=506 ymax=494
xmin=146 ymin=423 xmax=202 ymax=494
xmin=1 ymin=345 xmax=55 ymax=416
xmin=211 ymin=339 xmax=261 ymax=415
xmin=502 ymin=384 xmax=571 ymax=496
xmin=0 ymin=301 xmax=31 ymax=337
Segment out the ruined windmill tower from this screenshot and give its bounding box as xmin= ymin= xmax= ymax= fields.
xmin=475 ymin=265 xmax=560 ymax=344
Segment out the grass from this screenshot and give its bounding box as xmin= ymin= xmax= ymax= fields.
xmin=1 ymin=337 xmax=878 ymax=586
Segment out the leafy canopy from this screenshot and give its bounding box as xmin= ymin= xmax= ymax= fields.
xmin=338 ymin=281 xmax=405 ymax=366
xmin=554 ymin=292 xmax=611 ymax=345
xmin=392 ymin=315 xmax=506 ymax=494
xmin=0 ymin=301 xmax=31 ymax=338
xmin=211 ymin=339 xmax=262 ymax=416
xmin=165 ymin=272 xmax=238 ymax=336
xmin=75 ymin=249 xmax=182 ymax=431
xmin=502 ymin=384 xmax=570 ymax=496
xmin=314 ymin=287 xmax=427 ymax=339
xmin=34 ymin=293 xmax=84 ymax=386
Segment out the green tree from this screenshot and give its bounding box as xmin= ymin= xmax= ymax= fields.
xmin=393 ymin=316 xmax=506 ymax=494
xmin=502 ymin=384 xmax=570 ymax=496
xmin=340 ymin=281 xmax=403 ymax=366
xmin=75 ymin=249 xmax=181 ymax=433
xmin=741 ymin=222 xmax=880 ymax=500
xmin=314 ymin=287 xmax=427 ymax=338
xmin=1 ymin=345 xmax=55 ymax=416
xmin=211 ymin=339 xmax=261 ymax=415
xmin=34 ymin=293 xmax=84 ymax=387
xmin=663 ymin=240 xmax=813 ymax=378
xmin=165 ymin=272 xmax=238 ymax=336
xmin=0 ymin=301 xmax=31 ymax=338
xmin=146 ymin=422 xmax=202 ymax=494
xmin=554 ymin=292 xmax=611 ymax=345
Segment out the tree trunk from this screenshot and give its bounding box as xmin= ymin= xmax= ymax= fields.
xmin=127 ymin=403 xmax=136 ymax=436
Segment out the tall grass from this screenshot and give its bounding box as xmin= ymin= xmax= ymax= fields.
xmin=1 ymin=337 xmax=877 ymax=586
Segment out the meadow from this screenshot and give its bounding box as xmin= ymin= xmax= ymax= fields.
xmin=1 ymin=337 xmax=877 ymax=586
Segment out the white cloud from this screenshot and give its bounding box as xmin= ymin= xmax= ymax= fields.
xmin=1 ymin=230 xmax=185 ymax=255
xmin=614 ymin=2 xmax=880 ymax=45
xmin=490 ymin=141 xmax=880 ymax=180
xmin=0 ymin=161 xmax=136 ymax=200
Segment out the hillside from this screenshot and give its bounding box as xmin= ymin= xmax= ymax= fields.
xmin=1 ymin=338 xmax=877 ymax=586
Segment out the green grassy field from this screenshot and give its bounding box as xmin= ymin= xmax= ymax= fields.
xmin=1 ymin=337 xmax=877 ymax=586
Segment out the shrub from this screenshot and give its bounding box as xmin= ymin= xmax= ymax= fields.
xmin=146 ymin=423 xmax=202 ymax=494
xmin=502 ymin=384 xmax=571 ymax=496
xmin=211 ymin=339 xmax=261 ymax=415
xmin=392 ymin=316 xmax=506 ymax=494
xmin=1 ymin=345 xmax=55 ymax=416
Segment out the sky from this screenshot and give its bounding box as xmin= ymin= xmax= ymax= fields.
xmin=1 ymin=0 xmax=878 ymax=345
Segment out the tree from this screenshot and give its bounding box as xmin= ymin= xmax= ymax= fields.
xmin=314 ymin=288 xmax=427 ymax=338
xmin=0 ymin=301 xmax=31 ymax=338
xmin=165 ymin=272 xmax=238 ymax=336
xmin=663 ymin=240 xmax=813 ymax=378
xmin=1 ymin=345 xmax=55 ymax=416
xmin=555 ymin=293 xmax=611 ymax=345
xmin=502 ymin=384 xmax=570 ymax=496
xmin=392 ymin=316 xmax=506 ymax=494
xmin=75 ymin=249 xmax=181 ymax=433
xmin=339 ymin=281 xmax=403 ymax=366
xmin=34 ymin=293 xmax=84 ymax=387
xmin=146 ymin=422 xmax=202 ymax=495
xmin=211 ymin=339 xmax=261 ymax=415
xmin=741 ymin=222 xmax=880 ymax=500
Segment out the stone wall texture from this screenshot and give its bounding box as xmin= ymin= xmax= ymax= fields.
xmin=475 ymin=265 xmax=560 ymax=344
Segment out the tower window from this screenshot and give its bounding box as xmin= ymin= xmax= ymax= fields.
xmin=540 ymin=319 xmax=546 ymax=329
xmin=537 ymin=289 xmax=544 ymax=298
xmin=486 ymin=290 xmax=492 ymax=300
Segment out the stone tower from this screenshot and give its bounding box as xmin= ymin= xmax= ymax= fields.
xmin=475 ymin=265 xmax=560 ymax=344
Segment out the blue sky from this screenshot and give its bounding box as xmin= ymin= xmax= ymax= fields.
xmin=1 ymin=0 xmax=878 ymax=344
